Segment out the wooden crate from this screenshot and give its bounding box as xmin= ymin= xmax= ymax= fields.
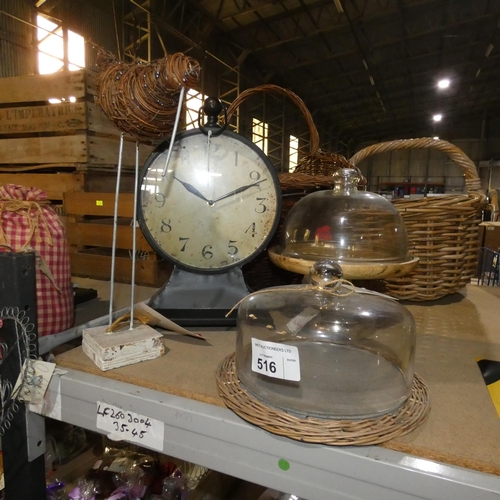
xmin=0 ymin=171 xmax=138 ymax=202
xmin=64 ymin=191 xmax=171 ymax=287
xmin=0 ymin=172 xmax=84 ymax=200
xmin=0 ymin=70 xmax=154 ymax=170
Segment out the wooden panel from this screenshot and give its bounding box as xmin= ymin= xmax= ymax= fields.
xmin=0 ymin=135 xmax=88 ymax=164
xmin=0 ymin=134 xmax=151 ymax=166
xmin=87 ymin=102 xmax=119 ymax=136
xmin=0 ymin=70 xmax=88 ymax=104
xmin=87 ymin=136 xmax=154 ymax=167
xmin=0 ymin=102 xmax=87 ymax=135
xmin=64 ymin=192 xmax=134 ymax=217
xmin=66 ymin=222 xmax=154 ymax=253
xmin=83 ymin=171 xmax=136 ymax=193
xmin=69 ymin=252 xmax=169 ymax=286
xmin=0 ymin=173 xmax=83 ymax=199
xmin=85 ymin=71 xmax=97 ymax=96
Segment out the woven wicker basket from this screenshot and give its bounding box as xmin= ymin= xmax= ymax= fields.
xmin=227 ymin=84 xmax=359 ymax=291
xmin=350 ymin=138 xmax=487 ymax=301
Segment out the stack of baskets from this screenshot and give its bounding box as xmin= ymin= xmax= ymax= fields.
xmin=227 ymin=85 xmax=486 ymax=301
xmin=226 ymin=84 xmax=361 ymax=291
xmin=350 ymin=138 xmax=487 ymax=301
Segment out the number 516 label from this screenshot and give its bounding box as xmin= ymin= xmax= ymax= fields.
xmin=251 ymin=338 xmax=301 ymax=381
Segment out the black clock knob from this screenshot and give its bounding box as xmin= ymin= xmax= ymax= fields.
xmin=199 ymin=97 xmax=227 ymax=134
xmin=203 ymin=97 xmax=223 ymax=119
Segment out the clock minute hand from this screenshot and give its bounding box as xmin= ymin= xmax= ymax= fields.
xmin=212 ymin=179 xmax=267 ymax=204
xmin=173 ymin=176 xmax=210 ymax=203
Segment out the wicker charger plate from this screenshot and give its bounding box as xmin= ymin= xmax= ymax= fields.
xmin=216 ymin=353 xmax=430 ymax=446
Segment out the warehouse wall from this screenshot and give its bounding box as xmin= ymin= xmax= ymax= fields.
xmin=0 ymin=0 xmax=35 ymax=77
xmin=37 ymin=0 xmax=120 ymax=72
xmin=0 ymin=0 xmax=121 ymax=77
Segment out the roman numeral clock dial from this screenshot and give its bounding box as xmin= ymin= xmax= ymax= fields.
xmin=137 ymin=98 xmax=282 ymax=325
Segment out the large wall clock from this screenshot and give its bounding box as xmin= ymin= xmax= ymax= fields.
xmin=138 ymin=98 xmax=282 ymax=325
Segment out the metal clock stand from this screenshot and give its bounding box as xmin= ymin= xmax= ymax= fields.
xmin=148 ymin=267 xmax=250 ymax=326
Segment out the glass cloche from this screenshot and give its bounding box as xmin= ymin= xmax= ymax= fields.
xmin=268 ymin=168 xmax=418 ymax=279
xmin=235 ymin=261 xmax=416 ymax=419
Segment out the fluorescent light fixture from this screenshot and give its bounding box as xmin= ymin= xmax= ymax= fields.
xmin=433 ymin=114 xmax=443 ymax=122
xmin=48 ymin=98 xmax=61 ymax=104
xmin=433 ymin=136 xmax=439 ymax=140
xmin=437 ymin=78 xmax=450 ymax=89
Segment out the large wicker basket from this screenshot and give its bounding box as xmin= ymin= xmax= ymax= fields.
xmin=226 ymin=84 xmax=357 ymax=291
xmin=350 ymin=138 xmax=487 ymax=301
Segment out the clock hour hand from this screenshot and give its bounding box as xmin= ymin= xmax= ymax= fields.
xmin=211 ymin=179 xmax=267 ymax=204
xmin=173 ymin=176 xmax=210 ymax=203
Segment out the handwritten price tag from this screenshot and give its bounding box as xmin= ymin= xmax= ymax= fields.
xmin=96 ymin=402 xmax=164 ymax=452
xmin=13 ymin=359 xmax=55 ymax=404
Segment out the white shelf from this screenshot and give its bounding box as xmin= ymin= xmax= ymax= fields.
xmin=36 ymin=367 xmax=500 ymax=500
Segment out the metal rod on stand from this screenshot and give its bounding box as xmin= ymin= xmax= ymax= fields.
xmin=109 ymin=132 xmax=125 ymax=327
xmin=162 ymin=85 xmax=186 ymax=178
xmin=129 ymin=141 xmax=140 ymax=329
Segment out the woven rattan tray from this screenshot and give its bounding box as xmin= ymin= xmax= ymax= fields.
xmin=216 ymin=353 xmax=430 ymax=446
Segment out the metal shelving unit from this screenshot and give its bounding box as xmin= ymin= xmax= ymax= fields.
xmin=33 ymin=367 xmax=500 ymax=500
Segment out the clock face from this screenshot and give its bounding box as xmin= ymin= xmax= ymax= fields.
xmin=138 ymin=129 xmax=281 ymax=273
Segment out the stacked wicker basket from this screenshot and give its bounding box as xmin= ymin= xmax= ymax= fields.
xmin=350 ymin=138 xmax=486 ymax=301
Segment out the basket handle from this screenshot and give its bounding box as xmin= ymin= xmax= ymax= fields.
xmin=226 ymin=84 xmax=320 ymax=155
xmin=349 ymin=137 xmax=484 ymax=195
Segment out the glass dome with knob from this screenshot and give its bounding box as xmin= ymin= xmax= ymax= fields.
xmin=235 ymin=260 xmax=417 ymax=419
xmin=268 ymin=168 xmax=419 ymax=279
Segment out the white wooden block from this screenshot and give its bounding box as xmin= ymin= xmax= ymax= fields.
xmin=82 ymin=324 xmax=165 ymax=371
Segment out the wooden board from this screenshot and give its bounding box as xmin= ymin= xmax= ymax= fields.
xmin=0 ymin=70 xmax=90 ymax=104
xmin=0 ymin=102 xmax=86 ymax=135
xmin=87 ymin=136 xmax=154 ymax=166
xmin=83 ymin=171 xmax=137 ymax=193
xmin=69 ymin=252 xmax=170 ymax=287
xmin=66 ymin=222 xmax=155 ymax=253
xmin=0 ymin=135 xmax=153 ymax=167
xmin=83 ymin=324 xmax=164 ymax=371
xmin=64 ymin=192 xmax=135 ymax=217
xmin=0 ymin=135 xmax=88 ymax=164
xmin=0 ymin=70 xmax=95 ymax=104
xmin=0 ymin=100 xmax=140 ymax=138
xmin=87 ymin=102 xmax=122 ymax=137
xmin=0 ymin=172 xmax=83 ymax=200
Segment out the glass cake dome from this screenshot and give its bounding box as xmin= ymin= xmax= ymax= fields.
xmin=235 ymin=261 xmax=416 ymax=419
xmin=268 ymin=168 xmax=418 ymax=279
